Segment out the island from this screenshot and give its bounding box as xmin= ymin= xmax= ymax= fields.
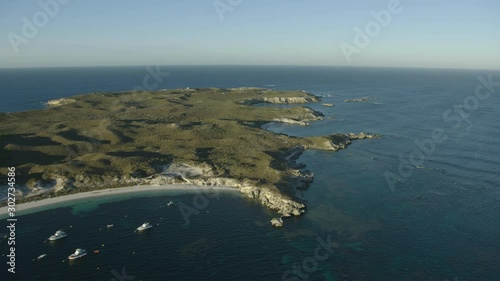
xmin=0 ymin=88 xmax=375 ymax=224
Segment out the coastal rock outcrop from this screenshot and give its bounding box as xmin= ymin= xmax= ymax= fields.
xmin=271 ymin=108 xmax=323 ymax=126
xmin=46 ymin=98 xmax=76 ymax=106
xmin=344 ymin=97 xmax=375 ymax=103
xmin=239 ymin=185 xmax=305 ymax=217
xmin=271 ymin=217 xmax=284 ymax=227
xmin=304 ymin=132 xmax=377 ymax=151
xmin=19 ymin=130 xmax=376 ymax=225
xmin=298 ymin=107 xmax=324 ymax=121
xmin=347 ymin=132 xmax=376 ymax=140
xmin=272 ymin=118 xmax=309 ymax=126
xmin=241 ymin=95 xmax=320 ymax=105
xmin=262 ymin=96 xmax=319 ymax=104
xmin=2 ymin=88 xmax=379 ymax=227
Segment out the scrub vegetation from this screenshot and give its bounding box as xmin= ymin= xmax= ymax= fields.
xmin=0 ymin=88 xmax=374 ymax=203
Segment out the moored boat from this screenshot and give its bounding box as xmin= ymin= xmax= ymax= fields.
xmin=68 ymin=249 xmax=87 ymax=260
xmin=48 ymin=230 xmax=67 ymax=241
xmin=136 ymin=222 xmax=153 ymax=231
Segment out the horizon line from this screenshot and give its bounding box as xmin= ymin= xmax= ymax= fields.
xmin=1 ymin=64 xmax=499 ymax=72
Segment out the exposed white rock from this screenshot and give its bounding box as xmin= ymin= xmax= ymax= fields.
xmin=300 ymin=107 xmax=324 ymax=121
xmin=348 ymin=132 xmax=376 ymax=139
xmin=47 ymin=98 xmax=76 ymax=106
xmin=241 ymin=96 xmax=320 ymax=105
xmin=240 ymin=186 xmax=305 ymax=217
xmin=262 ymin=96 xmax=319 ymax=104
xmin=272 ymin=118 xmax=309 ymax=126
xmin=271 ymin=217 xmax=284 ymax=227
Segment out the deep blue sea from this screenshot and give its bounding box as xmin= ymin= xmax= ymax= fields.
xmin=1 ymin=66 xmax=499 ymax=281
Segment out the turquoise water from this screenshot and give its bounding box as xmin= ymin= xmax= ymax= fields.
xmin=1 ymin=66 xmax=499 ymax=280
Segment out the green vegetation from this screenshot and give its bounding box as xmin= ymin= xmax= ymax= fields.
xmin=0 ymin=134 xmax=10 ymax=161
xmin=0 ymin=88 xmax=373 ymax=202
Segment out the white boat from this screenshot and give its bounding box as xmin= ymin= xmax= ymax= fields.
xmin=48 ymin=230 xmax=67 ymax=241
xmin=37 ymin=254 xmax=47 ymax=260
xmin=68 ymin=248 xmax=87 ymax=260
xmin=107 ymin=224 xmax=114 ymax=228
xmin=167 ymin=201 xmax=174 ymax=207
xmin=136 ymin=222 xmax=152 ymax=231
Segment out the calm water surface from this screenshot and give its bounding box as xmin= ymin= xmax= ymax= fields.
xmin=1 ymin=66 xmax=499 ymax=280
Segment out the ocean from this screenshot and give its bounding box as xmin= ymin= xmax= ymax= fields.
xmin=1 ymin=66 xmax=499 ymax=281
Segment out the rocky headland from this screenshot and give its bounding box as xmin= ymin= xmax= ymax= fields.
xmin=0 ymin=88 xmax=376 ymax=225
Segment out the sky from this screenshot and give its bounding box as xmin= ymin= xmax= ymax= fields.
xmin=0 ymin=0 xmax=499 ymax=69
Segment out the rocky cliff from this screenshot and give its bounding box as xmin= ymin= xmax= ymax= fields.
xmin=1 ymin=88 xmax=378 ymax=226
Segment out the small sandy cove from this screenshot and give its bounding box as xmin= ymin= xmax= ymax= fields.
xmin=0 ymin=184 xmax=238 ymax=217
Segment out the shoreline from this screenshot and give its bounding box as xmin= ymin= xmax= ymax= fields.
xmin=0 ymin=184 xmax=238 ymax=218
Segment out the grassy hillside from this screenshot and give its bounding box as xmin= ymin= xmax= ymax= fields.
xmin=0 ymin=88 xmax=372 ymax=203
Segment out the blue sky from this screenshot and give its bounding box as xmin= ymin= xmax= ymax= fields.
xmin=0 ymin=0 xmax=499 ymax=69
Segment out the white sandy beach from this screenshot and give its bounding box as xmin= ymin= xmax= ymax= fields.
xmin=0 ymin=184 xmax=238 ymax=217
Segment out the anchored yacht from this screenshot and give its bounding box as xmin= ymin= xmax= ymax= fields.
xmin=68 ymin=249 xmax=87 ymax=260
xmin=136 ymin=222 xmax=153 ymax=231
xmin=48 ymin=230 xmax=67 ymax=241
